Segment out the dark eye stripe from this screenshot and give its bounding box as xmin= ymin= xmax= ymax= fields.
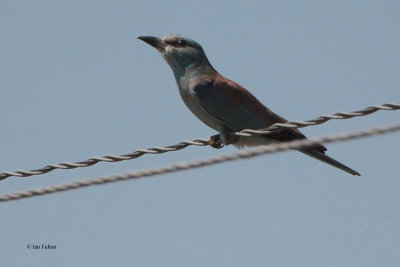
xmin=165 ymin=39 xmax=188 ymax=47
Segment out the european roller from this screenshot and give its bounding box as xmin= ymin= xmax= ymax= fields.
xmin=138 ymin=34 xmax=360 ymax=176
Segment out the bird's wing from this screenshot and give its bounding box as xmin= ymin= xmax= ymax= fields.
xmin=193 ymin=76 xmax=310 ymax=139
xmin=193 ymin=76 xmax=282 ymax=129
xmin=193 ymin=75 xmax=327 ymax=152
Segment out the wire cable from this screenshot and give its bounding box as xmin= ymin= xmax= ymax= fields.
xmin=0 ymin=102 xmax=398 ymax=181
xmin=1 ymin=122 xmax=399 ymax=202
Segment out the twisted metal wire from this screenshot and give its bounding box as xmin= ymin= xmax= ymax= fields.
xmin=235 ymin=103 xmax=400 ymax=136
xmin=1 ymin=122 xmax=400 ymax=202
xmin=0 ymin=139 xmax=209 ymax=181
xmin=0 ymin=102 xmax=398 ymax=181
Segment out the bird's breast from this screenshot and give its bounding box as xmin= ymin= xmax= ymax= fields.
xmin=177 ymin=80 xmax=226 ymax=133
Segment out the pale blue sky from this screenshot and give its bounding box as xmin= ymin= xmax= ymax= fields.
xmin=1 ymin=1 xmax=399 ymax=266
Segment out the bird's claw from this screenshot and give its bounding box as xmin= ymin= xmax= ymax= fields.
xmin=209 ymin=134 xmax=224 ymax=149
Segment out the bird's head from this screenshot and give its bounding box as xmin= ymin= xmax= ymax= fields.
xmin=138 ymin=34 xmax=213 ymax=76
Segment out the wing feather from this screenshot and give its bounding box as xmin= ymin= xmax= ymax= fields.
xmin=193 ymin=75 xmax=326 ymax=152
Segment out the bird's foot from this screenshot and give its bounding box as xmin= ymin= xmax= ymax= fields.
xmin=209 ymin=133 xmax=239 ymax=149
xmin=209 ymin=134 xmax=224 ymax=149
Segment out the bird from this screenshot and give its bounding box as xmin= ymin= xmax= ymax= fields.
xmin=138 ymin=34 xmax=360 ymax=176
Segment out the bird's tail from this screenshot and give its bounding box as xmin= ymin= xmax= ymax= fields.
xmin=299 ymin=149 xmax=360 ymax=176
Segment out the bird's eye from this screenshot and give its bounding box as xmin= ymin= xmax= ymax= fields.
xmin=164 ymin=39 xmax=187 ymax=47
xmin=176 ymin=39 xmax=186 ymax=47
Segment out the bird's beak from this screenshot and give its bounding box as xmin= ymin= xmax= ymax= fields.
xmin=137 ymin=36 xmax=166 ymax=53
